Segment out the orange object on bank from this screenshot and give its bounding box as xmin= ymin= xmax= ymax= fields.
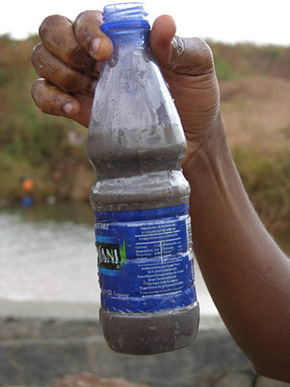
xmin=22 ymin=178 xmax=34 ymax=192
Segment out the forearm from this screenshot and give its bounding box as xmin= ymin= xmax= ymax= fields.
xmin=184 ymin=115 xmax=290 ymax=381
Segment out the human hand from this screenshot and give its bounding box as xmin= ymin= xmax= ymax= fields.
xmin=31 ymin=11 xmax=221 ymax=164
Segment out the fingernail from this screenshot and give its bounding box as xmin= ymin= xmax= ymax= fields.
xmin=91 ymin=38 xmax=102 ymax=57
xmin=63 ymin=102 xmax=73 ymax=116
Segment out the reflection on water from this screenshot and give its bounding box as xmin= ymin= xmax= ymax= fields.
xmin=0 ymin=201 xmax=289 ymax=316
xmin=5 ymin=200 xmax=95 ymax=225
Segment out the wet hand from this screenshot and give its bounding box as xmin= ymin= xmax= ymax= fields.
xmin=31 ymin=11 xmax=221 ymax=153
xmin=31 ymin=11 xmax=113 ymax=127
xmin=150 ymin=15 xmax=221 ymax=165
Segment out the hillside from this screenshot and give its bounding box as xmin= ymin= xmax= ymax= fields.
xmin=0 ymin=35 xmax=290 ymax=232
xmin=220 ymin=76 xmax=290 ymax=232
xmin=221 ymin=76 xmax=290 ymax=145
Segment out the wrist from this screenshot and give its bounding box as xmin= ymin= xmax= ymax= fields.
xmin=182 ymin=112 xmax=250 ymax=225
xmin=182 ymin=112 xmax=230 ymax=179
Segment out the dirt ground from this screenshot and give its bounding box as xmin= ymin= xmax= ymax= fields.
xmin=220 ymin=76 xmax=290 ymax=149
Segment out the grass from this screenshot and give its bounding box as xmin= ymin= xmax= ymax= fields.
xmin=233 ymin=144 xmax=290 ymax=233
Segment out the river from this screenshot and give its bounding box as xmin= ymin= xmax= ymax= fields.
xmin=0 ymin=201 xmax=289 ymax=319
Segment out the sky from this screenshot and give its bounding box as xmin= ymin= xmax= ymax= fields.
xmin=1 ymin=0 xmax=290 ymax=46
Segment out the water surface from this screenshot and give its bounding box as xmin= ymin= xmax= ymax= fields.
xmin=1 ymin=202 xmax=289 ymax=317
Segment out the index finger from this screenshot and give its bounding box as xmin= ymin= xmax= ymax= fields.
xmin=74 ymin=10 xmax=113 ymax=61
xmin=39 ymin=14 xmax=97 ymax=75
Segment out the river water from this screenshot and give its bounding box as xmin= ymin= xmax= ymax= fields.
xmin=0 ymin=202 xmax=289 ymax=318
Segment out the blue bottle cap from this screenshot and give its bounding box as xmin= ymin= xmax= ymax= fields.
xmin=102 ymin=2 xmax=150 ymax=34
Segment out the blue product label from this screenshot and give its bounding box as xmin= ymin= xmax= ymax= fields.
xmin=94 ymin=204 xmax=197 ymax=313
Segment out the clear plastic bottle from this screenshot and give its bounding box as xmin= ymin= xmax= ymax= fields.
xmin=87 ymin=2 xmax=199 ymax=355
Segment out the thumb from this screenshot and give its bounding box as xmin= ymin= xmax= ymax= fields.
xmin=150 ymin=15 xmax=214 ymax=76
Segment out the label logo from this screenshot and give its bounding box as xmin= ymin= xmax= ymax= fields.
xmin=96 ymin=239 xmax=126 ymax=270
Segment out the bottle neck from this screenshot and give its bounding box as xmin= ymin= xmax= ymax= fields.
xmin=108 ymin=29 xmax=150 ymax=49
xmin=101 ymin=2 xmax=150 ymax=49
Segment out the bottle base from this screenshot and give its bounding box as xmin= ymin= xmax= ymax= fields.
xmin=100 ymin=302 xmax=199 ymax=355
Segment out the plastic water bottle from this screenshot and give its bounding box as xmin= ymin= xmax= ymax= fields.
xmin=87 ymin=2 xmax=199 ymax=354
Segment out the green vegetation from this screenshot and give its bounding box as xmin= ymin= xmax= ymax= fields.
xmin=0 ymin=34 xmax=290 ymax=232
xmin=0 ymin=34 xmax=87 ymax=201
xmin=233 ymin=144 xmax=290 ymax=233
xmin=210 ymin=40 xmax=290 ymax=81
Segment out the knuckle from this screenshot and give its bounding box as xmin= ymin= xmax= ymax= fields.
xmin=171 ymin=36 xmax=214 ymax=75
xmin=31 ymin=43 xmax=43 ymax=66
xmin=74 ymin=10 xmax=103 ymax=46
xmin=193 ymin=38 xmax=214 ymax=74
xmin=75 ymin=10 xmax=90 ymax=23
xmin=61 ymin=72 xmax=80 ymax=92
xmin=31 ymin=44 xmax=90 ymax=94
xmin=38 ymin=12 xmax=97 ymax=74
xmin=31 ymin=79 xmax=44 ymax=105
xmin=32 ymin=42 xmax=42 ymax=53
xmin=67 ymin=45 xmax=89 ymax=69
xmin=39 ymin=15 xmax=56 ymax=37
xmin=195 ymin=38 xmax=214 ymax=63
xmin=75 ymin=10 xmax=102 ymax=28
xmin=63 ymin=71 xmax=92 ymax=94
xmin=31 ymin=80 xmax=61 ymax=115
xmin=31 ymin=44 xmax=50 ymax=78
xmin=65 ymin=44 xmax=97 ymax=75
xmin=39 ymin=14 xmax=64 ymax=38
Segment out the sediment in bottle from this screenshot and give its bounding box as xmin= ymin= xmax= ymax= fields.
xmin=100 ymin=303 xmax=200 ymax=355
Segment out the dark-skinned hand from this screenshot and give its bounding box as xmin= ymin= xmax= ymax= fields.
xmin=31 ymin=11 xmax=220 ymax=168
